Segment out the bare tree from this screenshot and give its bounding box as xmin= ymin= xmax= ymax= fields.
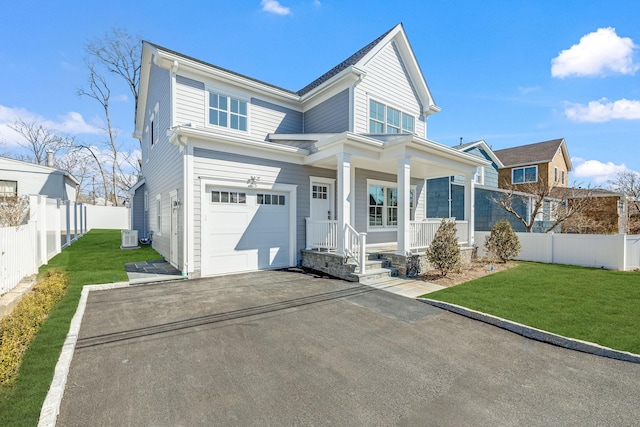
xmin=610 ymin=170 xmax=640 ymax=216
xmin=85 ymin=28 xmax=141 ymax=116
xmin=493 ymin=181 xmax=597 ymax=233
xmin=7 ymin=119 xmax=74 ymax=165
xmin=0 ymin=196 xmax=29 ymax=227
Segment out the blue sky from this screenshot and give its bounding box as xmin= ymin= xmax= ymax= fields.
xmin=1 ymin=0 xmax=639 ymax=187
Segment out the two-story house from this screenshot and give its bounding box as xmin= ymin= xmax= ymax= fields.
xmin=130 ymin=23 xmax=487 ymax=279
xmin=494 ymin=138 xmax=572 ymax=190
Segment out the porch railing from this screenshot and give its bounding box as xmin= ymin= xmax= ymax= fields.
xmin=305 ymin=218 xmax=338 ymax=250
xmin=409 ymin=219 xmax=469 ymax=250
xmin=344 ymin=223 xmax=367 ymax=274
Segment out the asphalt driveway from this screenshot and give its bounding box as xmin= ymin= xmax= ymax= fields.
xmin=57 ymin=270 xmax=640 ymax=426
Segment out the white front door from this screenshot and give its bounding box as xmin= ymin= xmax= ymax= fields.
xmin=310 ymin=179 xmax=334 ymax=220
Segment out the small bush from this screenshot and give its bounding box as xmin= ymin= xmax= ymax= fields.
xmin=0 ymin=270 xmax=68 ymax=386
xmin=485 ymin=220 xmax=521 ymax=263
xmin=426 ymin=219 xmax=461 ymax=276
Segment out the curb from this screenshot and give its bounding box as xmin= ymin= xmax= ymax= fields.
xmin=418 ymin=298 xmax=640 ymax=364
xmin=38 ymin=282 xmax=131 ymax=427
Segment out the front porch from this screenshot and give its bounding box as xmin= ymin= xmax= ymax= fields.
xmin=302 ymin=218 xmax=476 ymax=282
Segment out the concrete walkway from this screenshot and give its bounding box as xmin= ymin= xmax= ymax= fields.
xmin=362 ymin=276 xmax=445 ymax=298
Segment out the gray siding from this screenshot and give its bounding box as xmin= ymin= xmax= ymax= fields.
xmin=192 ymin=148 xmax=335 ymax=271
xmin=465 ymin=146 xmax=499 ymax=188
xmin=131 ymin=183 xmax=146 ymax=236
xmin=140 ymin=63 xmax=185 ymax=268
xmin=303 ymin=89 xmax=349 ymax=133
xmin=354 ymin=41 xmax=426 ymax=137
xmin=251 ymin=98 xmax=302 ymax=136
xmin=175 ymin=75 xmax=205 ymax=127
xmin=426 ymin=177 xmax=465 ymax=220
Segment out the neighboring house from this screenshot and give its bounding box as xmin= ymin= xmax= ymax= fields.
xmin=130 ymin=23 xmax=487 ymax=278
xmin=427 ymin=139 xmax=563 ymax=232
xmin=494 ymin=138 xmax=572 ymax=190
xmin=0 ymin=155 xmax=78 ymax=201
xmin=558 ymin=188 xmax=628 ymax=234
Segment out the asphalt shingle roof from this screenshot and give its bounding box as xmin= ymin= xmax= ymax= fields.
xmin=493 ymin=139 xmax=565 ymax=167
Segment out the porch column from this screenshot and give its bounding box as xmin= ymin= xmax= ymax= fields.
xmin=396 ymin=156 xmax=411 ymax=255
xmin=464 ymin=172 xmax=475 ymax=246
xmin=336 ymin=153 xmax=351 ymax=255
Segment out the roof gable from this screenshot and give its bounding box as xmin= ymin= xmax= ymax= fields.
xmin=493 ymin=138 xmax=573 ymax=171
xmin=453 ymin=140 xmax=504 ymax=168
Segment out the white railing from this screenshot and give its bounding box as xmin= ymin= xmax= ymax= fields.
xmin=410 ymin=219 xmax=469 ymax=250
xmin=345 ymin=223 xmax=367 ymax=274
xmin=305 ymin=218 xmax=338 ymax=250
xmin=0 ymin=222 xmax=38 ymax=295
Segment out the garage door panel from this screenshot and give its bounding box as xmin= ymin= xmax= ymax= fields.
xmin=201 ymin=188 xmax=292 ymax=277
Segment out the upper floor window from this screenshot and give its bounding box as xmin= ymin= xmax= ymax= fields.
xmin=209 ymin=92 xmax=247 ymax=131
xmin=554 ymin=167 xmax=558 ymax=183
xmin=475 ymin=167 xmax=484 ymax=185
xmin=561 ymin=170 xmax=565 ymax=185
xmin=369 ymin=100 xmax=415 ymax=134
xmin=0 ymin=180 xmax=17 ymax=198
xmin=512 ymin=166 xmax=537 ymax=184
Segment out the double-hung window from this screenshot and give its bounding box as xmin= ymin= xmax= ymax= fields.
xmin=512 ymin=166 xmax=538 ymax=184
xmin=209 ymin=92 xmax=247 ymax=131
xmin=369 ymin=100 xmax=415 ymax=134
xmin=368 ymin=183 xmax=414 ymax=228
xmin=0 ymin=180 xmax=17 ymax=198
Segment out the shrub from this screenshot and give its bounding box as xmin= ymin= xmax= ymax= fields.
xmin=0 ymin=270 xmax=68 ymax=386
xmin=426 ymin=219 xmax=460 ymax=276
xmin=485 ymin=220 xmax=521 ymax=263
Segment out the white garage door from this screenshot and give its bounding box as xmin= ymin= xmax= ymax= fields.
xmin=201 ymin=187 xmax=291 ymax=276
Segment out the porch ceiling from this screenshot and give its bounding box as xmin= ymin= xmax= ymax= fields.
xmin=302 ymin=132 xmax=488 ymax=179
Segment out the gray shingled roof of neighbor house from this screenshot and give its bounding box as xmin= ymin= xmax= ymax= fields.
xmin=493 ymin=138 xmax=565 ymax=167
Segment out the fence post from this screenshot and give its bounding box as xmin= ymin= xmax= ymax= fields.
xmin=54 ymin=199 xmax=61 ymax=255
xmin=84 ymin=204 xmax=88 ymax=233
xmin=65 ymin=201 xmax=71 ymax=247
xmin=37 ymin=195 xmax=48 ymax=266
xmin=78 ymin=202 xmax=83 ymax=236
xmin=620 ymin=234 xmax=627 ymax=271
xmin=73 ymin=202 xmax=78 ymax=240
xmin=549 ymin=232 xmax=554 ymax=264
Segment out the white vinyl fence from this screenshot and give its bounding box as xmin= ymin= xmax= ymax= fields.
xmin=475 ymin=231 xmax=640 ymax=271
xmin=1 ymin=195 xmax=131 ymax=295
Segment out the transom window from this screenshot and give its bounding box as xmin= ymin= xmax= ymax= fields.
xmin=211 ymin=190 xmax=246 ymax=204
xmin=312 ymin=185 xmax=328 ymax=200
xmin=512 ymin=166 xmax=538 ymax=184
xmin=257 ymin=193 xmax=285 ymax=205
xmin=0 ymin=180 xmax=17 ymax=198
xmin=369 ymin=100 xmax=415 ymax=134
xmin=209 ymin=92 xmax=247 ymax=131
xmin=368 ymin=184 xmax=414 ymax=228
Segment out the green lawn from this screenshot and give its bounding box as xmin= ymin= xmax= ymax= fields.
xmin=0 ymin=229 xmax=162 ymax=427
xmin=424 ymin=262 xmax=640 ymax=354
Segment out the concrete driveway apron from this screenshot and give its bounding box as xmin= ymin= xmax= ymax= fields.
xmin=57 ymin=270 xmax=640 ymax=426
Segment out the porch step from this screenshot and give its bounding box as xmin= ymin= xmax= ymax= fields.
xmin=352 ymin=267 xmax=398 ymax=284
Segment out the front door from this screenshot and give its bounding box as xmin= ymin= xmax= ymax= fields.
xmin=310 ymin=179 xmax=334 ymax=220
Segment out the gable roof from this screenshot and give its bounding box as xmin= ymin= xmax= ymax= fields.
xmin=493 ymin=138 xmax=573 ymax=171
xmin=136 ymin=23 xmax=439 ymax=136
xmin=0 ymin=155 xmax=80 ymax=185
xmin=453 ymin=140 xmax=504 ymax=168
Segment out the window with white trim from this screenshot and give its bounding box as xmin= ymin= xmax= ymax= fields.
xmin=369 ymin=100 xmax=415 ymax=134
xmin=211 ymin=190 xmax=246 ymax=204
xmin=554 ymin=167 xmax=558 ymax=183
xmin=475 ymin=167 xmax=484 ymax=185
xmin=512 ymin=166 xmax=537 ymax=184
xmin=0 ymin=180 xmax=17 ymax=198
xmin=209 ymin=92 xmax=247 ymax=131
xmin=368 ymin=183 xmax=415 ymax=228
xmin=561 ymin=170 xmax=565 ymax=185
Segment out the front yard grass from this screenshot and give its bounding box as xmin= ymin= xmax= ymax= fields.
xmin=0 ymin=229 xmax=162 ymax=427
xmin=424 ymin=262 xmax=640 ymax=354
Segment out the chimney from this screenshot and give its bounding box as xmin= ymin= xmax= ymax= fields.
xmin=46 ymin=150 xmax=54 ymax=167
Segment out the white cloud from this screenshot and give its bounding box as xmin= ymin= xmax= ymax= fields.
xmin=551 ymin=27 xmax=638 ymax=78
xmin=0 ymin=105 xmax=104 ymax=147
xmin=261 ymin=0 xmax=291 ymax=15
xmin=113 ymin=94 xmax=129 ymax=103
xmin=564 ymin=98 xmax=640 ymax=122
xmin=572 ymin=157 xmax=628 ymax=184
xmin=312 ymin=0 xmax=321 ymax=6
xmin=517 ymin=86 xmax=540 ymax=95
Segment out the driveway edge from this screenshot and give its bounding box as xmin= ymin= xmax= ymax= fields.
xmin=418 ymin=298 xmax=640 ymax=364
xmin=38 ymin=282 xmax=132 ymax=427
